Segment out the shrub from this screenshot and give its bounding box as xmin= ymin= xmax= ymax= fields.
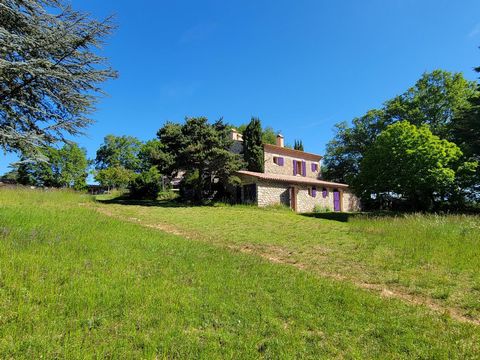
xmin=129 ymin=167 xmax=162 ymax=199
xmin=314 ymin=204 xmax=331 ymax=213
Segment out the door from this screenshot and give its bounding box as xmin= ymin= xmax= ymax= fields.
xmin=333 ymin=189 xmax=341 ymax=212
xmin=290 ymin=187 xmax=297 ymax=212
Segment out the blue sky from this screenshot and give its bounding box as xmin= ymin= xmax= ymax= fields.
xmin=2 ymin=0 xmax=480 ymax=175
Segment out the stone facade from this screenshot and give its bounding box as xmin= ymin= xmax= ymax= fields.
xmin=264 ymin=150 xmax=321 ymax=179
xmin=234 ymin=130 xmax=360 ymax=212
xmin=241 ymin=178 xmax=360 ymax=212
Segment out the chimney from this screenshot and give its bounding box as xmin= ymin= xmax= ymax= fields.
xmin=276 ymin=133 xmax=284 ymax=147
xmin=230 ymin=128 xmax=238 ymax=141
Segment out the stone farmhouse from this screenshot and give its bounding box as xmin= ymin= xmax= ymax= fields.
xmin=230 ymin=129 xmax=360 ymax=212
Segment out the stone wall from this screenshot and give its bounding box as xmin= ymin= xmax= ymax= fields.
xmin=264 ymin=150 xmax=321 ymax=179
xmin=256 ymin=181 xmax=291 ymax=207
xmin=254 ymin=179 xmax=360 ymax=212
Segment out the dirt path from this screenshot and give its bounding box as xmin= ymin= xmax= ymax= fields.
xmin=95 ymin=205 xmax=480 ymax=326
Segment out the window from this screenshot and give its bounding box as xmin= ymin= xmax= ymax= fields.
xmin=273 ymin=156 xmax=284 ymax=166
xmin=293 ymin=160 xmax=306 ymax=176
xmin=311 ymin=163 xmax=318 ymax=172
xmin=309 ymin=186 xmax=317 ymax=197
xmin=322 ymin=187 xmax=328 ymax=198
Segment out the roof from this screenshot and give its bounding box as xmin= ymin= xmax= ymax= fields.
xmin=237 ymin=170 xmax=349 ymax=188
xmin=263 ymin=143 xmax=322 ymax=162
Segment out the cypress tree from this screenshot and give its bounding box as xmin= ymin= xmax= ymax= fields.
xmin=243 ymin=117 xmax=264 ymax=172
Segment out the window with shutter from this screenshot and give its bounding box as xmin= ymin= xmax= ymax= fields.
xmin=302 ymin=161 xmax=306 ymax=176
xmin=322 ymin=187 xmax=328 ymax=198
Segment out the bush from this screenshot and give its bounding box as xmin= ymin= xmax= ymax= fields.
xmin=129 ymin=167 xmax=162 ymax=199
xmin=314 ymin=204 xmax=331 ymax=213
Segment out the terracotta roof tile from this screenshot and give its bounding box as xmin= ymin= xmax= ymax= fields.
xmin=237 ymin=170 xmax=349 ymax=188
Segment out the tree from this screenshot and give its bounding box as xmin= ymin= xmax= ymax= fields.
xmin=323 ymin=71 xmax=478 ymax=184
xmin=95 ymin=135 xmax=142 ymax=171
xmin=242 ymin=117 xmax=264 ymax=172
xmin=293 ymin=140 xmax=304 ymax=151
xmin=94 ymin=165 xmax=136 ymax=190
xmin=15 ymin=143 xmax=88 ymax=189
xmin=236 ymin=124 xmax=278 ymax=145
xmin=357 ymin=121 xmax=476 ymax=210
xmin=129 ymin=166 xmax=162 ymax=199
xmin=262 ymin=127 xmax=277 ymax=145
xmin=156 ymin=117 xmax=243 ymax=203
xmin=323 ymin=109 xmax=389 ymax=183
xmin=384 ymin=70 xmax=477 ymax=140
xmin=0 ymin=0 xmax=117 ymax=157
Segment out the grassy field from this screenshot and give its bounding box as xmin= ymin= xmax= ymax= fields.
xmin=96 ymin=196 xmax=480 ymax=323
xmin=1 ymin=188 xmax=480 ymax=358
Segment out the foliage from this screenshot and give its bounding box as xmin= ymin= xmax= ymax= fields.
xmin=242 ymin=117 xmax=264 ymax=172
xmin=138 ymin=139 xmax=166 ymax=172
xmin=261 ymin=126 xmax=277 ymax=145
xmin=384 ymin=70 xmax=478 ymax=140
xmin=95 ymin=135 xmax=142 ymax=171
xmin=0 ymin=0 xmax=117 ymax=158
xmin=324 ymin=71 xmax=478 ymax=184
xmin=94 ymin=165 xmax=136 ymax=190
xmin=313 ymin=204 xmax=331 ymax=213
xmin=357 ymin=121 xmax=476 ymax=210
xmin=1 ymin=189 xmax=479 ymax=357
xmin=15 ymin=143 xmax=88 ymax=189
xmin=128 ymin=166 xmax=162 ymax=199
xmin=236 ymin=124 xmax=278 ymax=145
xmin=156 ymin=117 xmax=243 ymax=202
xmin=293 ymin=139 xmax=304 ymax=151
xmin=323 ymin=70 xmax=480 ymax=209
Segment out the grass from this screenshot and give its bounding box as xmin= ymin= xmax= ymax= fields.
xmin=0 ymin=188 xmax=479 ymax=358
xmin=96 ymin=195 xmax=480 ymax=322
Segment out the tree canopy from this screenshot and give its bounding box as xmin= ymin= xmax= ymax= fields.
xmin=357 ymin=121 xmax=476 ymax=210
xmin=323 ymin=70 xmax=479 ymax=187
xmin=95 ymin=135 xmax=142 ymax=171
xmin=15 ymin=143 xmax=88 ymax=189
xmin=0 ymin=0 xmax=117 ymax=157
xmin=155 ymin=117 xmax=243 ymax=202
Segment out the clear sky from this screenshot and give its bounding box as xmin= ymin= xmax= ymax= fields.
xmin=2 ymin=0 xmax=480 ymax=175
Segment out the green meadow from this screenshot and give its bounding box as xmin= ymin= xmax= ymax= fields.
xmin=1 ymin=188 xmax=479 ymax=358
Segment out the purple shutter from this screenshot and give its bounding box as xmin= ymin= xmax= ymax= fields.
xmin=293 ymin=160 xmax=297 ymax=175
xmin=302 ymin=161 xmax=306 ymax=176
xmin=322 ymin=188 xmax=327 ymax=198
xmin=312 ymin=186 xmax=317 ymax=197
xmin=278 ymin=157 xmax=284 ymax=166
xmin=311 ymin=163 xmax=315 ymax=172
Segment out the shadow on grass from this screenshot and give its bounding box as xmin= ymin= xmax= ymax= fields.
xmin=96 ymin=195 xmax=189 ymax=208
xmin=302 ymin=211 xmax=404 ymax=223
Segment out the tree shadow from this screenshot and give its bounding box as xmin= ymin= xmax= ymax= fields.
xmin=96 ymin=195 xmax=189 ymax=208
xmin=301 ymin=211 xmax=404 ymax=223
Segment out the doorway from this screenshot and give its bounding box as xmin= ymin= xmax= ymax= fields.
xmin=290 ymin=186 xmax=297 ymax=212
xmin=333 ymin=189 xmax=341 ymax=212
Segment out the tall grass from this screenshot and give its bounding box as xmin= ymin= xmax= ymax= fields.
xmin=92 ymin=194 xmax=480 ymax=320
xmin=1 ymin=188 xmax=479 ymax=358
